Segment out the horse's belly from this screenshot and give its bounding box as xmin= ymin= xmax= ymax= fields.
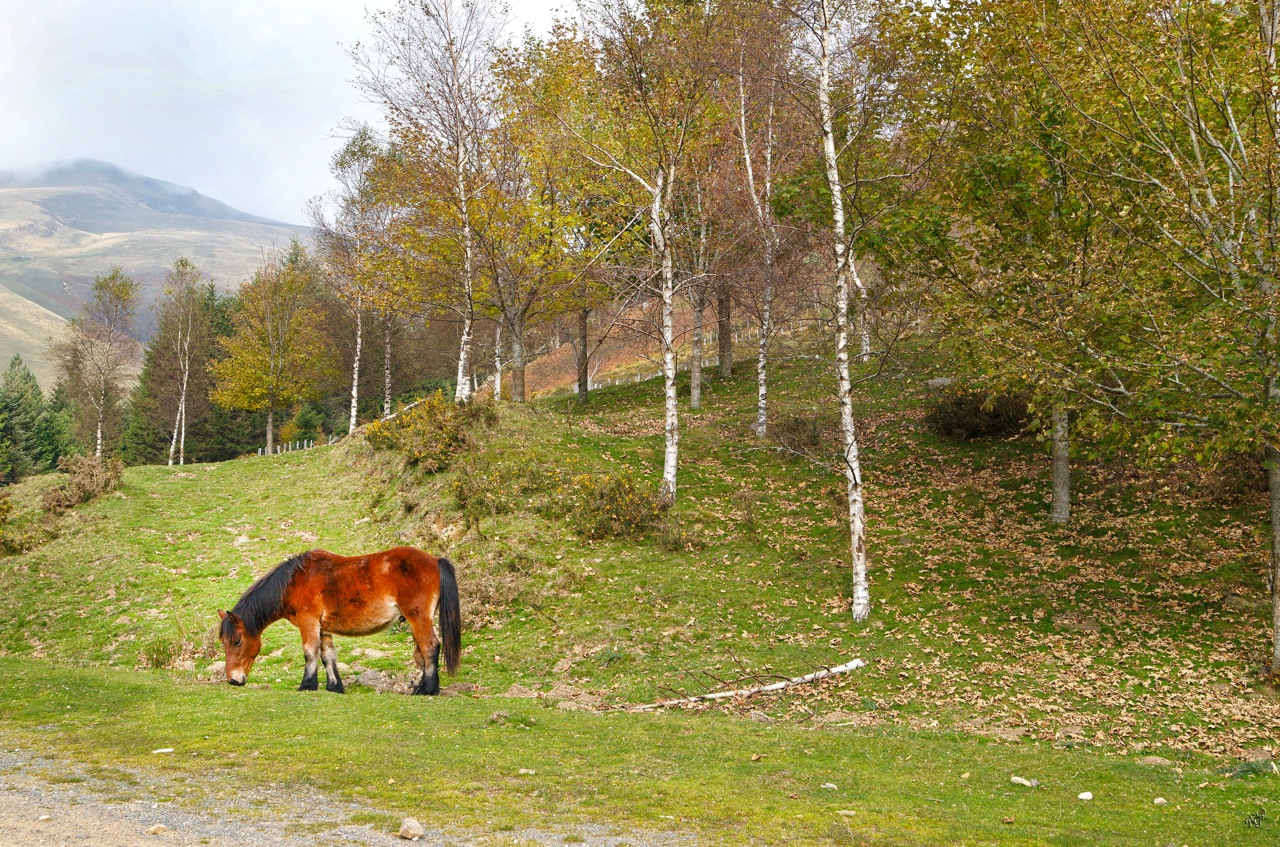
xmin=323 ymin=601 xmax=400 ymax=636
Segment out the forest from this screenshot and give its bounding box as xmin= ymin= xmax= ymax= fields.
xmin=7 ymin=0 xmax=1280 ymax=678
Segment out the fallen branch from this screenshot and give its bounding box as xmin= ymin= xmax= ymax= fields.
xmin=632 ymin=659 xmax=866 ymax=712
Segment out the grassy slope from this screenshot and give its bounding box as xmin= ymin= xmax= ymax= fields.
xmin=1 ymin=343 xmax=1278 ymax=844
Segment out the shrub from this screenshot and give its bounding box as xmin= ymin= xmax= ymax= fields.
xmin=1202 ymin=451 xmax=1268 ymax=505
xmin=923 ymin=390 xmax=1028 ymax=440
xmin=571 ymin=471 xmax=666 ymax=540
xmin=42 ymin=455 xmax=125 ymax=513
xmin=365 ymin=392 xmax=497 ymax=472
xmin=772 ymin=412 xmax=837 ymax=455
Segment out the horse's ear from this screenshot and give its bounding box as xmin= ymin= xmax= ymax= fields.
xmin=218 ymin=610 xmax=227 ymax=621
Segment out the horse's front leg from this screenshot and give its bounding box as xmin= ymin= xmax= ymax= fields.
xmin=297 ymin=619 xmax=321 ymax=691
xmin=320 ymin=633 xmax=344 ymax=693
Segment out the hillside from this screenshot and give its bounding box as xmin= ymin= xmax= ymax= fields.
xmin=0 ymin=160 xmax=310 ymax=385
xmin=0 ymin=344 xmax=1277 ymax=845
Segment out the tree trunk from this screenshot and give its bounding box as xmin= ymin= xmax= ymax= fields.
xmin=577 ymin=307 xmax=590 ymax=405
xmin=178 ymin=396 xmax=186 ymax=465
xmin=1050 ymin=405 xmax=1071 ymax=524
xmin=858 ymin=288 xmax=871 ymax=363
xmin=383 ymin=318 xmax=393 ymax=418
xmin=95 ymin=406 xmax=104 ymax=459
xmin=493 ymin=323 xmax=503 ymax=400
xmin=510 ymin=318 xmax=527 ymax=403
xmin=755 ymin=281 xmax=772 ymax=437
xmin=653 ymin=175 xmax=679 ymax=507
xmin=455 ymin=311 xmax=474 ymax=403
xmin=690 ymin=290 xmax=705 ymax=411
xmin=1267 ymin=444 xmax=1280 ymax=672
xmin=717 ymin=281 xmax=732 ymax=378
xmin=266 ymin=407 xmax=274 ymax=455
xmin=349 ymin=302 xmax=363 ymax=435
xmin=817 ymin=0 xmax=869 ymax=622
xmin=455 ymin=165 xmax=476 ymax=403
xmin=167 ymin=400 xmax=182 ymax=466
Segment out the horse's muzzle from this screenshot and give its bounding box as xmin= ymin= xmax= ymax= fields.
xmin=227 ymin=678 xmax=245 ymax=686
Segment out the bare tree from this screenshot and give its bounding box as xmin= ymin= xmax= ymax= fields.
xmin=310 ymin=126 xmax=395 ymax=433
xmin=351 ymin=0 xmax=509 ymax=403
xmin=154 ymin=258 xmax=209 ymax=465
xmin=53 ymin=269 xmax=140 ymax=458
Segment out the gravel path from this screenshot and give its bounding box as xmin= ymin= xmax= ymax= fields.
xmin=0 ymin=749 xmax=392 ymax=846
xmin=0 ymin=747 xmax=694 ymax=847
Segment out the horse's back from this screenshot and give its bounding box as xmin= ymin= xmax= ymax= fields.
xmin=297 ymin=547 xmax=442 ymax=636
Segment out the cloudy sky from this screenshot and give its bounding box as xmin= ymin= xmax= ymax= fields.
xmin=0 ymin=0 xmax=562 ymax=224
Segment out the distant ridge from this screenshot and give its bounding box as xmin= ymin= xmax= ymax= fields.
xmin=0 ymin=159 xmax=312 ymax=387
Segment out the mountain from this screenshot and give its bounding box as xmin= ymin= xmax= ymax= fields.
xmin=0 ymin=160 xmax=311 ymax=387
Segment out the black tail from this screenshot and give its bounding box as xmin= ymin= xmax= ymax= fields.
xmin=437 ymin=557 xmax=461 ymax=675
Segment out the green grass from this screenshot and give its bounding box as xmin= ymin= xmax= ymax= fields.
xmin=1 ymin=334 xmax=1278 ymax=843
xmin=2 ymin=656 xmax=1275 ymax=846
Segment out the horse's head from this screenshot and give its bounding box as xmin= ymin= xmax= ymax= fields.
xmin=217 ymin=610 xmax=262 ymax=686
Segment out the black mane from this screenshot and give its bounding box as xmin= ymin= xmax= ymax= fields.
xmin=222 ymin=552 xmax=309 ymax=637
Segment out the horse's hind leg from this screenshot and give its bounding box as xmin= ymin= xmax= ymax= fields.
xmin=320 ymin=633 xmax=344 ymax=693
xmin=297 ymin=619 xmax=321 ymax=691
xmin=404 ymin=608 xmax=441 ymax=696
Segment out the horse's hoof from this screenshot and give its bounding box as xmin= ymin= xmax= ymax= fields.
xmin=327 ymin=683 xmax=346 ymax=694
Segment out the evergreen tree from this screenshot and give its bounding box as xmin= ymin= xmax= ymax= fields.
xmin=0 ymin=355 xmax=46 ymax=481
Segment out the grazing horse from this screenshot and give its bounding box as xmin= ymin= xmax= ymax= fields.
xmin=217 ymin=546 xmax=461 ymax=695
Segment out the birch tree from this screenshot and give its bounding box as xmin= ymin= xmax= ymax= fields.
xmin=52 ymin=269 xmax=140 ymax=458
xmin=567 ymin=0 xmax=716 ymax=505
xmin=352 ymin=0 xmax=508 ymax=402
xmin=154 ymin=258 xmax=210 ymax=465
xmin=784 ymin=0 xmax=948 ymax=620
xmin=310 ymin=127 xmax=395 ymax=433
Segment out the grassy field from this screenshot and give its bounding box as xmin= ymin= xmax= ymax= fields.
xmin=1 ymin=340 xmax=1278 ymax=844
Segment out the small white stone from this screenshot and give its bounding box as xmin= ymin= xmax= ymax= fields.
xmin=820 ymin=783 xmax=838 ymax=790
xmin=518 ymin=768 xmax=536 ymax=775
xmin=1153 ymin=797 xmax=1168 ymax=806
xmin=1010 ymin=776 xmax=1035 ymax=787
xmin=146 ymin=824 xmax=168 ymax=835
xmin=37 ymin=815 xmax=51 ymax=822
xmin=836 ymin=810 xmax=856 ymax=817
xmin=151 ymin=748 xmax=174 ymax=754
xmin=1077 ymin=792 xmax=1093 ymax=801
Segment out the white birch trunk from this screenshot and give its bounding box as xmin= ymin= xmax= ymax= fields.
xmin=266 ymin=407 xmax=274 ymax=455
xmin=755 ymin=284 xmax=772 ymax=437
xmin=95 ymin=402 xmax=104 ymax=459
xmin=177 ymin=394 xmax=186 ymax=465
xmin=454 ymin=165 xmax=476 ymax=403
xmin=653 ymin=171 xmax=679 ymax=507
xmin=690 ymin=291 xmax=704 ymax=411
xmin=168 ymin=400 xmax=182 ymax=466
xmin=383 ymin=318 xmax=393 ymax=418
xmin=349 ymin=297 xmax=363 ymax=435
xmin=818 ymin=0 xmax=870 ymax=621
xmin=1050 ymin=405 xmax=1071 ymax=525
xmin=493 ymin=322 xmax=503 ymax=400
xmin=738 ymin=65 xmax=778 ymax=437
xmin=1263 ymin=444 xmax=1280 ymax=669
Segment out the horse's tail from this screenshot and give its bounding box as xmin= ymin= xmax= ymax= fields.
xmin=436 ymin=557 xmax=461 ymax=675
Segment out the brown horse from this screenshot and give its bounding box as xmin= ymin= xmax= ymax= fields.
xmin=217 ymin=546 xmax=461 ymax=695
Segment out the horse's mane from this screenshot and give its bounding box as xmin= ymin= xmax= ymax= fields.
xmin=223 ymin=552 xmax=310 ymax=637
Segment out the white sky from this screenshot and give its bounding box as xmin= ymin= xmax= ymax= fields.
xmin=0 ymin=1 xmax=564 ymax=224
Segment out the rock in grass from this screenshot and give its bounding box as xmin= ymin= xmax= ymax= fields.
xmin=1077 ymin=791 xmax=1093 ymax=801
xmin=398 ymin=818 xmax=425 ymax=840
xmin=1139 ymin=756 xmax=1173 ymax=767
xmin=1010 ymin=776 xmax=1038 ymax=788
xmin=146 ymin=824 xmax=168 ymax=835
xmin=1153 ymin=797 xmax=1168 ymax=806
